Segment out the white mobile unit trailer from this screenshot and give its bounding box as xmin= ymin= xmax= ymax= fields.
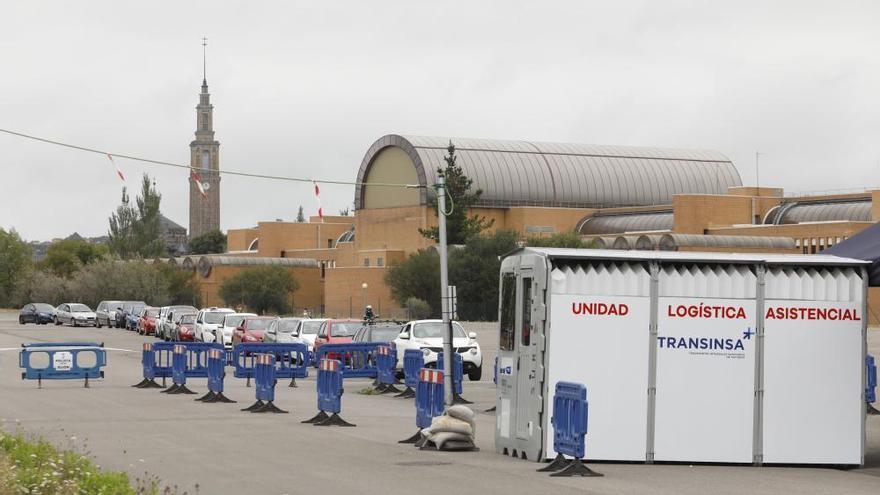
xmin=495 ymin=248 xmax=868 ymax=465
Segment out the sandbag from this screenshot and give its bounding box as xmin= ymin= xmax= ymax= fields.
xmin=446 ymin=405 xmax=475 ymax=425
xmin=428 ymin=415 xmax=473 ymax=436
xmin=430 ymin=431 xmax=472 ymax=450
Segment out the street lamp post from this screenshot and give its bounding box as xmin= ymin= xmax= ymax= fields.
xmin=361 ymin=282 xmax=368 ymax=316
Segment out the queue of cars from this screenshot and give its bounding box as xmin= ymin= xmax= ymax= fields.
xmin=16 ymin=302 xmax=485 ymax=380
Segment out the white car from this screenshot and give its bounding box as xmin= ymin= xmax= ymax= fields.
xmin=213 ymin=313 xmax=257 ymax=348
xmin=297 ymin=318 xmax=327 ymax=351
xmin=54 ymin=303 xmax=97 ymax=327
xmin=393 ymin=319 xmax=483 ymax=381
xmin=194 ymin=307 xmax=235 ymax=342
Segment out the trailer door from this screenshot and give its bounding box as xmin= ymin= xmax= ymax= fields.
xmin=515 ymin=274 xmax=534 ymax=440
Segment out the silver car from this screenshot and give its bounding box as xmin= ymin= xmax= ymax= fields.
xmin=95 ymin=300 xmax=122 ymax=328
xmin=160 ymin=305 xmax=198 ymax=341
xmin=54 ymin=303 xmax=96 ymax=327
xmin=262 ymin=317 xmax=305 ymax=343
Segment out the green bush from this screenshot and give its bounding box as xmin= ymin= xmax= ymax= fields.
xmin=218 ymin=266 xmax=299 ymax=314
xmin=405 ymin=297 xmax=431 ymax=320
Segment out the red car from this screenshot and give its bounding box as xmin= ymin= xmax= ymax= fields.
xmin=232 ymin=317 xmax=277 ymax=344
xmin=314 ymin=320 xmax=362 ymax=358
xmin=137 ymin=307 xmax=160 ymax=336
xmin=175 ymin=313 xmax=197 ymax=342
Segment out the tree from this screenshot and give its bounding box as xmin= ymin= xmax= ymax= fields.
xmin=449 ymin=230 xmax=519 ymax=320
xmin=0 ymin=228 xmax=32 ymax=307
xmin=107 ymin=187 xmax=139 ymax=259
xmin=405 ymin=297 xmax=431 ymax=320
xmin=188 ymin=229 xmax=227 ymax=255
xmin=525 ymin=231 xmax=594 ymax=248
xmin=12 ymin=270 xmax=69 ymax=307
xmin=42 ymin=239 xmax=108 ymax=278
xmin=157 ymin=264 xmax=201 ymax=307
xmin=296 ymin=206 xmax=306 ymax=223
xmin=384 ymin=249 xmax=441 ymax=317
xmin=65 ymin=260 xmax=172 ymax=309
xmin=419 ymin=141 xmax=494 ymax=244
xmin=218 ymin=266 xmax=299 ymax=314
xmin=133 ymin=175 xmax=165 ymax=258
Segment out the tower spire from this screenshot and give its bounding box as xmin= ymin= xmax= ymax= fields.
xmin=201 ymin=36 xmax=208 ymax=85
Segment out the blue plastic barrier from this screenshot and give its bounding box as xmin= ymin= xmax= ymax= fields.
xmin=19 ymin=342 xmax=106 ymax=388
xmin=161 ymin=344 xmax=197 ymax=394
xmin=132 ymin=342 xmax=162 ymax=388
xmin=436 ymin=352 xmax=471 ymax=404
xmin=302 ymin=359 xmax=355 ymax=426
xmin=150 ymin=341 xmax=175 ymax=384
xmin=867 ymin=354 xmax=878 ymax=415
xmin=395 ymin=349 xmax=424 ymax=398
xmin=399 ymin=368 xmax=445 ymax=444
xmin=232 ymin=343 xmax=310 ymax=387
xmin=241 ymin=353 xmax=287 ymax=413
xmin=375 ymin=345 xmax=401 ymax=394
xmin=197 ymin=347 xmax=235 ymax=403
xmin=537 ymin=382 xmax=602 ymax=477
xmin=314 ymin=343 xmax=381 ymax=378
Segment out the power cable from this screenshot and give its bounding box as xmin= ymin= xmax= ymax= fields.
xmin=0 ymin=128 xmax=424 ymax=189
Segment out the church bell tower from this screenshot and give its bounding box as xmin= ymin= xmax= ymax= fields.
xmin=189 ymin=37 xmax=221 ymax=238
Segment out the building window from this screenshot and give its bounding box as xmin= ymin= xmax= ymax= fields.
xmin=363 ymin=258 xmax=370 ymax=267
xmin=377 ymin=257 xmax=384 ymax=267
xmin=201 ymin=150 xmax=210 ymax=168
xmin=327 ymin=238 xmax=333 ymax=248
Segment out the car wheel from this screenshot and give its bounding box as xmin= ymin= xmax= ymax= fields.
xmin=19 ymin=316 xmax=25 ymax=325
xmin=468 ymin=365 xmax=482 ymax=381
xmin=54 ymin=317 xmax=60 ymax=326
xmin=72 ymin=319 xmax=78 ymax=327
xmin=96 ymin=319 xmax=102 ymax=328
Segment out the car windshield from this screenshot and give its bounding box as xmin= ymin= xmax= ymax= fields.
xmin=412 ymin=322 xmax=467 ymax=339
xmin=370 ymin=327 xmax=402 ymax=342
xmin=224 ymin=316 xmax=245 ymax=328
xmin=69 ymin=304 xmax=91 ymax=312
xmin=331 ymin=322 xmax=361 ymax=337
xmin=279 ymin=319 xmax=301 ymax=333
xmin=34 ymin=304 xmax=54 ymax=312
xmin=130 ymin=304 xmax=146 ymax=313
xmin=145 ymin=309 xmax=159 ymax=317
xmin=180 ymin=315 xmax=196 ymax=324
xmin=245 ymin=319 xmax=273 ymax=330
xmin=203 ymin=312 xmax=229 ymax=324
xmin=300 ymin=321 xmax=322 ymax=335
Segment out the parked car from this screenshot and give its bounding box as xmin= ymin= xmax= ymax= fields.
xmin=158 ymin=305 xmax=198 ymax=340
xmin=137 ymin=307 xmax=160 ymax=335
xmin=18 ymin=303 xmax=55 ymax=325
xmin=232 ymin=316 xmax=278 ymax=344
xmin=116 ymin=301 xmax=146 ymax=329
xmin=172 ymin=313 xmax=198 ymax=341
xmin=297 ymin=318 xmax=327 ymax=351
xmin=262 ymin=317 xmax=304 ymax=343
xmin=194 ymin=307 xmax=235 ymax=342
xmin=54 ymin=303 xmax=96 ymax=327
xmin=313 ymin=319 xmax=362 ymax=354
xmin=95 ymin=300 xmax=122 ymax=328
xmin=352 ymin=322 xmax=404 ymax=344
xmin=393 ymin=320 xmax=483 ymax=381
xmin=214 ymin=313 xmax=257 ymax=347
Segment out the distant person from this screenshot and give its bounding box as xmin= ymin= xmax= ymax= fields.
xmin=364 ymin=305 xmax=375 ymax=324
xmin=302 ymin=309 xmax=311 ymax=318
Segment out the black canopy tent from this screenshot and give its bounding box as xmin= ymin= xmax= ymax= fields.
xmin=824 ymin=222 xmax=880 ymax=286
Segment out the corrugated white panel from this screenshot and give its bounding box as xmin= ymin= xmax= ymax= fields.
xmin=659 ymin=265 xmax=756 ymax=299
xmin=550 ymin=262 xmax=649 ymax=296
xmin=764 ymin=267 xmax=862 ymax=303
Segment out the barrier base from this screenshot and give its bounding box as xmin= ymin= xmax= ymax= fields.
xmin=251 ymin=401 xmax=288 ymax=414
xmin=314 ymin=413 xmax=355 ymax=427
xmin=537 ymin=453 xmax=569 ymax=472
xmin=288 ymin=377 xmax=298 ymax=388
xmin=419 ymin=439 xmax=478 ymax=452
xmin=377 ymin=383 xmax=403 ymax=395
xmin=484 ymin=406 xmax=496 ymax=412
xmin=160 ymin=384 xmax=180 ymax=394
xmin=132 ymin=378 xmax=163 ymax=389
xmin=398 ymin=430 xmax=423 ymax=444
xmin=203 ymin=392 xmax=236 ymax=403
xmin=301 ymin=411 xmax=329 ymax=424
xmin=868 ymin=403 xmax=880 ymax=415
xmin=166 ymin=384 xmax=197 ymax=395
xmin=394 ymin=387 xmax=416 ymax=399
xmin=242 ymin=400 xmax=265 ymax=412
xmin=549 ymin=459 xmax=603 ymax=478
xmin=195 ymin=391 xmax=217 ymax=402
xmin=452 ymin=393 xmax=472 ymax=405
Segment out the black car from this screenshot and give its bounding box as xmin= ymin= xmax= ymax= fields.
xmin=352 ymin=322 xmax=404 ymax=344
xmin=19 ymin=303 xmax=55 ymax=325
xmin=115 ymin=301 xmax=146 ymax=328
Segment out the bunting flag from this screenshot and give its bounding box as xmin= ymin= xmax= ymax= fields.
xmin=314 ymin=182 xmax=323 ymax=219
xmin=191 ymin=169 xmax=208 ymax=199
xmin=107 ymin=154 xmax=125 ymax=182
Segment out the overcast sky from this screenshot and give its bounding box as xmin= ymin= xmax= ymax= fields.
xmin=2 ymin=1 xmax=879 ymax=241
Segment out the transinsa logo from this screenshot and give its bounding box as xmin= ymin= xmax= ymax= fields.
xmin=658 ymin=328 xmax=754 ymax=358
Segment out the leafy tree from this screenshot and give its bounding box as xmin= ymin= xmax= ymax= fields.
xmin=66 ymin=260 xmax=171 ymax=309
xmin=158 ymin=263 xmax=202 ymax=306
xmin=188 ymin=229 xmax=227 ymax=255
xmin=405 ymin=297 xmax=431 ymax=320
xmin=0 ymin=228 xmax=32 ymax=307
xmin=525 ymin=231 xmax=594 ymax=249
xmin=218 ymin=266 xmax=299 ymax=314
xmin=296 ymin=206 xmax=306 ymax=223
xmin=42 ymin=239 xmax=108 ymax=278
xmin=385 ymin=249 xmax=441 ymax=318
xmin=107 ymin=187 xmax=139 ymax=259
xmin=449 ymin=230 xmax=519 ymax=320
xmin=133 ymin=175 xmax=165 ymax=258
xmin=12 ymin=270 xmax=69 ymax=307
xmin=419 ymin=141 xmax=494 ymax=244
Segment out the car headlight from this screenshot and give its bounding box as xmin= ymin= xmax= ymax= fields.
xmin=422 ymin=348 xmax=431 ymax=356
xmin=470 ymin=348 xmax=478 ymax=355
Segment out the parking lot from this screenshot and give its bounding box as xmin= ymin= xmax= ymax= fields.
xmin=0 ymin=312 xmax=878 ymax=494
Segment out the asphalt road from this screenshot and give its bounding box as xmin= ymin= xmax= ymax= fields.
xmin=0 ymin=313 xmax=878 ymax=494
